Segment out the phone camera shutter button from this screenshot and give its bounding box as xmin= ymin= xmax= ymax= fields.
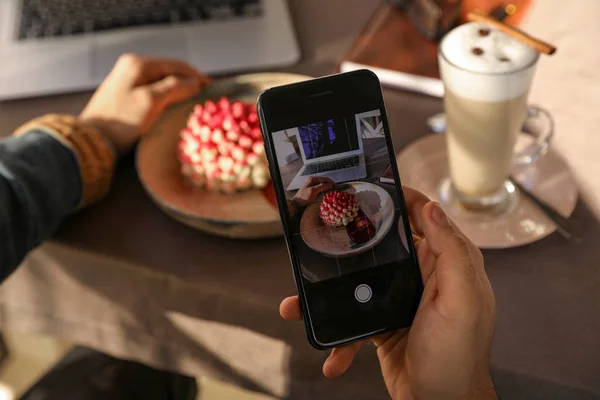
xmin=354 ymin=284 xmax=372 ymax=303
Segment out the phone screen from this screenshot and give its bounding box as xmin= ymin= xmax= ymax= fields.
xmin=259 ymin=71 xmax=422 ymax=348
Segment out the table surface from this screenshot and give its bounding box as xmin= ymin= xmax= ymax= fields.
xmin=1 ymin=0 xmax=599 ymax=399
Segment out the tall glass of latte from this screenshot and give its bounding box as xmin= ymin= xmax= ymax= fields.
xmin=439 ymin=22 xmax=553 ymax=209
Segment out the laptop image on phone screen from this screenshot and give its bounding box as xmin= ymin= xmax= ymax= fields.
xmin=286 ymin=117 xmax=368 ymax=191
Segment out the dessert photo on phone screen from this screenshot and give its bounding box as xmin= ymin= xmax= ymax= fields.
xmin=271 ymin=109 xmax=410 ymax=283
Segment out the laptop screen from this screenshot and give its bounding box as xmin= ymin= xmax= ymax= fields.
xmin=297 ymin=117 xmax=359 ymax=160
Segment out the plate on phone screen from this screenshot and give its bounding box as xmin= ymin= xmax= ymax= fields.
xmin=300 ymin=182 xmax=395 ymax=257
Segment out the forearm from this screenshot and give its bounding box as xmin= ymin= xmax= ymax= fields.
xmin=0 ymin=114 xmax=116 ymax=281
xmin=0 ymin=131 xmax=82 ymax=278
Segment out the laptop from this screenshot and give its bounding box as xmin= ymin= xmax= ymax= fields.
xmin=286 ymin=117 xmax=368 ymax=191
xmin=0 ymin=0 xmax=300 ymax=100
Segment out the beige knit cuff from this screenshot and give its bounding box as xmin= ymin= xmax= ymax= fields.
xmin=14 ymin=114 xmax=117 ymax=209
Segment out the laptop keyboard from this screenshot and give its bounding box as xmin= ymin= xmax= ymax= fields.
xmin=301 ymin=156 xmax=361 ymax=176
xmin=17 ymin=0 xmax=262 ymax=40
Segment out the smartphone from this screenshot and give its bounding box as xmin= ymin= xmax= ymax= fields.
xmin=258 ymin=70 xmax=422 ymax=349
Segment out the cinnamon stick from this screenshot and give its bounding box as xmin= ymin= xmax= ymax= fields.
xmin=467 ymin=11 xmax=557 ymax=55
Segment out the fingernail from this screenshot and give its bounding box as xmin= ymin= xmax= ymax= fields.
xmin=431 ymin=202 xmax=449 ymax=226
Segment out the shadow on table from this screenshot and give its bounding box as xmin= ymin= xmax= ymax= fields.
xmin=24 ymin=241 xmax=279 ymax=395
xmin=492 ymin=367 xmax=600 ymax=400
xmin=31 ymin=241 xmax=388 ymax=399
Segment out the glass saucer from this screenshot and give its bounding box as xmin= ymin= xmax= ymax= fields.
xmin=397 ymin=134 xmax=578 ymax=249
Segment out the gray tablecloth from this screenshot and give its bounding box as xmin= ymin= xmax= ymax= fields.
xmin=0 ymin=0 xmax=599 ymax=399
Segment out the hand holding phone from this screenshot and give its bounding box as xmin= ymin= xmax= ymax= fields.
xmin=260 ymin=70 xmax=496 ymax=399
xmin=281 ymin=187 xmax=497 ymax=400
xmin=259 ymin=70 xmax=423 ymax=349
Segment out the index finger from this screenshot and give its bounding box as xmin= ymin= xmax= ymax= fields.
xmin=138 ymin=57 xmax=209 ymax=84
xmin=304 ymin=176 xmax=318 ymax=187
xmin=315 ymin=176 xmax=336 ymax=185
xmin=402 ymin=186 xmax=431 ymax=236
xmin=280 ymin=295 xmax=302 ymax=321
xmin=310 ymin=182 xmax=334 ymax=195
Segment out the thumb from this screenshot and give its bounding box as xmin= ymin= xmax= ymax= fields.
xmin=147 ymin=75 xmax=201 ymax=109
xmin=421 ymin=202 xmax=477 ymax=293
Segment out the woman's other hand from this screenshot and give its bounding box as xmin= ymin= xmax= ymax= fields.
xmin=80 ymin=54 xmax=210 ymax=156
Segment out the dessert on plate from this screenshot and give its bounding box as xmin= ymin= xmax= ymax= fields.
xmin=319 ymin=190 xmax=376 ymax=245
xmin=319 ymin=190 xmax=359 ymax=227
xmin=177 ymin=97 xmax=269 ymax=193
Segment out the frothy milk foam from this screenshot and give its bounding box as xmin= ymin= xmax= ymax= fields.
xmin=439 ymin=22 xmax=538 ymax=199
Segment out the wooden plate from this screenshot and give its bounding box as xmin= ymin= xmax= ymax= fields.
xmin=299 ymin=182 xmax=395 ymax=257
xmin=136 ymin=73 xmax=311 ymax=239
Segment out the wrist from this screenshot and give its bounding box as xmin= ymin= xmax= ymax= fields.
xmin=15 ymin=114 xmax=116 ymax=209
xmin=78 ymin=117 xmax=120 ymax=157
